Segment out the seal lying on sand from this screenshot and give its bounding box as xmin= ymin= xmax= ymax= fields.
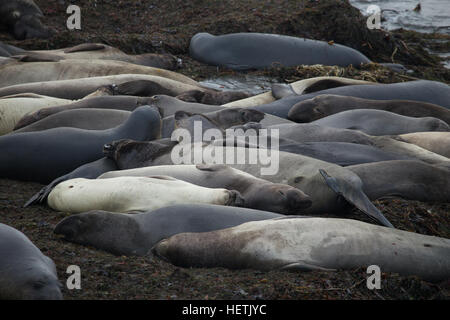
xmin=0 ymin=0 xmax=53 ymax=40
xmin=0 ymin=58 xmax=199 ymax=87
xmin=98 ymin=164 xmax=312 ymax=215
xmin=254 ymin=80 xmax=450 ymax=119
xmin=0 ymin=223 xmax=62 ymax=299
xmin=53 ymin=205 xmax=284 ymax=256
xmin=28 ymin=43 xmax=180 ymax=69
xmin=152 ymin=217 xmax=450 ymax=282
xmin=288 ymin=94 xmax=450 ymax=124
xmin=190 ymin=33 xmax=374 ymax=70
xmin=224 ymin=77 xmax=376 ymax=108
xmin=48 ymin=176 xmax=245 ymax=214
xmin=0 ymin=105 xmax=161 ymax=184
xmin=13 ymin=95 xmax=155 ymax=130
xmin=311 ymin=109 xmax=449 ymax=136
xmin=0 ymin=74 xmax=203 ymax=100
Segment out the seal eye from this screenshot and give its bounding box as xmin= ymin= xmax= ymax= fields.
xmin=294 ymin=176 xmax=303 ymax=183
xmin=313 ymin=107 xmax=323 ymax=115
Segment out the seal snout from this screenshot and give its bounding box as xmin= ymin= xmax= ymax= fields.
xmin=54 ymin=216 xmax=82 ymax=240
xmin=227 ymin=190 xmax=246 ymax=207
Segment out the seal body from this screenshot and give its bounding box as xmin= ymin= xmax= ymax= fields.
xmin=288 ymin=94 xmax=450 ymax=124
xmin=31 ymin=43 xmax=179 ymax=69
xmin=53 ymin=205 xmax=283 ymax=256
xmin=0 ymin=93 xmax=71 ymax=135
xmin=255 ymin=80 xmax=450 ymax=119
xmin=0 ymin=59 xmax=199 ymax=88
xmin=14 ymin=108 xmax=131 ymax=133
xmin=0 ymin=74 xmax=203 ymax=100
xmin=0 ymin=223 xmax=62 ymax=299
xmin=311 ymin=109 xmax=449 ymax=136
xmin=189 ymin=33 xmax=371 ymax=70
xmin=152 ymin=217 xmax=450 ymax=282
xmin=99 ymin=164 xmax=312 ymax=215
xmin=47 ymin=176 xmax=244 ymax=213
xmin=347 ymin=160 xmax=450 ymax=203
xmin=398 ymin=132 xmax=450 ymax=158
xmin=0 ymin=105 xmax=161 ymax=183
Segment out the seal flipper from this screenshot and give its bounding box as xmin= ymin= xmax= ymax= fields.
xmin=271 ymin=84 xmax=296 ymax=99
xmin=280 ymin=262 xmax=336 ymax=272
xmin=24 ymin=175 xmax=68 ymax=207
xmin=11 ymin=52 xmax=63 ymax=62
xmin=319 ymin=169 xmax=394 ymax=228
xmin=63 ymin=43 xmax=106 ymax=53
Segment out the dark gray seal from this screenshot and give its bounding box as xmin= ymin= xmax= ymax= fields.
xmin=0 ymin=0 xmax=53 ymax=40
xmin=253 ymin=80 xmax=450 ymax=119
xmin=288 ymin=94 xmax=450 ymax=124
xmin=189 ymin=32 xmax=372 ymax=70
xmin=311 ymin=109 xmax=449 ymax=136
xmin=53 ymin=205 xmax=284 ymax=256
xmin=0 ymin=223 xmax=62 ymax=299
xmin=0 ymin=105 xmax=161 ymax=184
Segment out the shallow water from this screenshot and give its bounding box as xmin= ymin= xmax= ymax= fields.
xmin=350 ymin=0 xmax=450 ymax=34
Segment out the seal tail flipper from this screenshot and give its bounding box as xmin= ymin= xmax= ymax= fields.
xmin=280 ymin=262 xmax=336 ymax=272
xmin=319 ymin=169 xmax=394 ymax=228
xmin=23 ymin=176 xmax=65 ymax=208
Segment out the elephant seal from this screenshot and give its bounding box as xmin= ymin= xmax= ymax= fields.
xmin=152 ymin=217 xmax=450 ymax=282
xmin=347 ymin=160 xmax=450 ymax=203
xmin=114 ymin=80 xmax=251 ymax=105
xmin=150 ymin=95 xmax=292 ymax=126
xmin=0 ymin=93 xmax=71 ymax=135
xmin=103 ymin=141 xmax=394 ymax=227
xmin=0 ymin=105 xmax=161 ymax=184
xmin=267 ymin=123 xmax=450 ymax=165
xmin=253 ymin=80 xmax=450 ymax=119
xmin=224 ymin=77 xmax=376 ymax=108
xmin=29 ymin=43 xmax=180 ymax=69
xmin=14 ymin=108 xmax=132 ymax=133
xmin=0 ymin=223 xmax=62 ymax=299
xmin=0 ymin=0 xmax=52 ymax=40
xmin=288 ymin=94 xmax=450 ymax=124
xmin=98 ymin=164 xmax=312 ymax=215
xmin=0 ymin=74 xmax=203 ymax=100
xmin=14 ymin=95 xmax=155 ymax=130
xmin=53 ymin=205 xmax=283 ymax=256
xmin=0 ymin=59 xmax=199 ymax=87
xmin=189 ymin=33 xmax=372 ymax=70
xmin=311 ymin=109 xmax=449 ymax=136
xmin=48 ymin=176 xmax=245 ymax=214
xmin=215 ymin=138 xmax=413 ymax=166
xmin=397 ymin=132 xmax=450 ymax=158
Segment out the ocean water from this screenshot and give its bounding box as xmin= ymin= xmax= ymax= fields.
xmin=349 ymin=0 xmax=450 ymax=34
